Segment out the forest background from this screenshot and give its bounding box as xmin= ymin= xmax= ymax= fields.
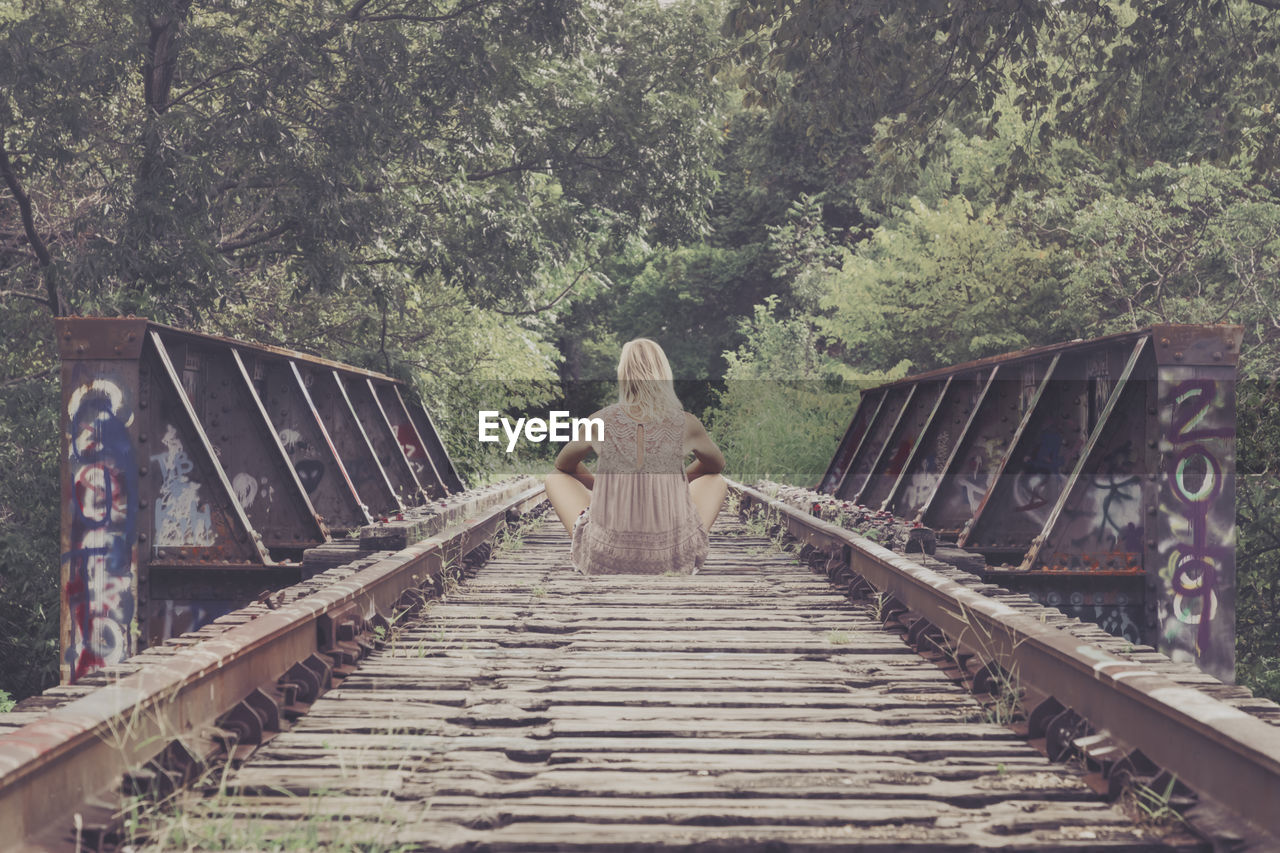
xmin=1 ymin=0 xmax=1278 ymax=707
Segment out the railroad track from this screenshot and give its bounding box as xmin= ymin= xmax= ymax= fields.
xmin=2 ymin=480 xmax=1279 ymax=850
xmin=0 ymin=478 xmax=544 ymax=852
xmin=121 ymin=509 xmax=1202 ymax=851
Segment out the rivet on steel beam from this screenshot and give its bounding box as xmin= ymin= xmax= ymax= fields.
xmin=1147 ymin=540 xmax=1156 ymax=548
xmin=138 ymin=532 xmax=148 ymax=543
xmin=1174 ymin=352 xmax=1184 ymax=361
xmin=139 ymin=433 xmax=147 ymax=442
xmin=139 ymin=465 xmax=149 ymax=475
xmin=1213 ymin=351 xmax=1223 ymax=361
xmin=1160 ymin=337 xmax=1170 ymax=347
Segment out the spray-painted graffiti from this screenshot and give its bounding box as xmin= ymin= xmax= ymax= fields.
xmin=1157 ymin=376 xmax=1235 ymax=677
xmin=1043 ymin=441 xmax=1144 ymax=568
xmin=232 ymin=472 xmax=258 ymax=509
xmin=900 ymin=453 xmax=939 ymax=514
xmin=63 ymin=380 xmax=139 ymax=680
xmin=1025 ymin=589 xmax=1142 ymax=644
xmin=152 ymin=424 xmax=215 ymax=546
xmin=280 ymin=428 xmax=325 ymax=493
xmin=396 ymin=423 xmax=430 ymax=480
xmin=954 ymin=434 xmax=1006 ymax=513
xmin=1012 ymin=426 xmax=1080 ymax=526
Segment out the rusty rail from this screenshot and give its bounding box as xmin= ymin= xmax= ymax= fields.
xmin=0 ymin=477 xmax=545 ymax=852
xmin=734 ymin=479 xmax=1280 ymax=843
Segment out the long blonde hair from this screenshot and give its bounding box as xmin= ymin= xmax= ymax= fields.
xmin=617 ymin=338 xmax=683 ymax=422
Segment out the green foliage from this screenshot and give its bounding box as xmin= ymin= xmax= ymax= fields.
xmin=817 ymin=196 xmax=1067 ymax=373
xmin=0 ymin=0 xmax=732 ymax=699
xmin=711 ymin=299 xmax=863 ymax=485
xmin=0 ymin=304 xmax=61 ymax=700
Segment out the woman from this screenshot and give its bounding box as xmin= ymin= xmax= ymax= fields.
xmin=545 ymin=338 xmax=728 ymax=575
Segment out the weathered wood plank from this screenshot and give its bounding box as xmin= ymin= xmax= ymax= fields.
xmin=153 ymin=513 xmax=1201 ymax=851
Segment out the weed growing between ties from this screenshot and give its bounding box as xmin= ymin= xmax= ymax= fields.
xmin=941 ymin=600 xmax=1027 ymax=727
xmin=1117 ymin=775 xmax=1191 ymax=831
xmin=119 ymin=772 xmax=427 ymax=852
xmin=111 ymin=672 xmax=432 ymax=851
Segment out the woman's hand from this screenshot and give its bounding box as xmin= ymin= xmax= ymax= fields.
xmin=554 ymin=438 xmax=596 ymax=490
xmin=683 ymin=413 xmax=725 ymax=482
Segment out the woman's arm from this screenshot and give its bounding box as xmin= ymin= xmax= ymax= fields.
xmin=553 ymin=408 xmax=603 ymax=489
xmin=554 ymin=439 xmax=595 ymax=490
xmin=683 ymin=413 xmax=725 ymax=482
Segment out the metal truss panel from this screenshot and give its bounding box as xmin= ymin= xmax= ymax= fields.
xmin=300 ymin=366 xmax=401 ymax=517
xmin=346 ymin=377 xmax=425 ymax=505
xmin=837 ymin=386 xmax=910 ymax=500
xmin=922 ymin=362 xmax=1039 ymax=535
xmin=818 ymin=387 xmax=884 ymax=494
xmin=258 ymin=359 xmax=370 ymax=532
xmin=959 ymin=352 xmax=1085 ymax=553
xmin=889 ymin=370 xmax=990 ymax=519
xmin=143 ymin=333 xmax=268 ymax=567
xmin=861 ymin=379 xmax=948 ymax=510
xmin=1020 ymin=340 xmax=1149 ymax=575
xmin=403 ymin=395 xmax=465 ymax=493
xmin=158 ymin=337 xmax=327 ymax=555
xmin=377 ymin=384 xmax=447 ymax=498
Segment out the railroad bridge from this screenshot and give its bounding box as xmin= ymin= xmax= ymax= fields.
xmin=1 ymin=318 xmax=1279 ymax=851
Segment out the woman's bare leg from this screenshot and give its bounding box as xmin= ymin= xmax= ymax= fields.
xmin=689 ymin=473 xmax=728 ymax=532
xmin=545 ymin=470 xmax=591 ymax=534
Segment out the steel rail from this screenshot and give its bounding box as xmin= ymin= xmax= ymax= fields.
xmin=732 ymin=479 xmax=1280 ymax=841
xmin=0 ymin=479 xmax=545 ymax=852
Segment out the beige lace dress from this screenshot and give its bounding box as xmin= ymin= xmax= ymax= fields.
xmin=570 ymin=403 xmax=709 ymax=575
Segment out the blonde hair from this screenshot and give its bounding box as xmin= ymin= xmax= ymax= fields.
xmin=617 ymin=338 xmax=683 ymax=422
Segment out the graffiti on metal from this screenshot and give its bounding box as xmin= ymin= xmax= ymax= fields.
xmin=1156 ymin=375 xmax=1236 ymax=679
xmin=820 ymin=325 xmax=1241 ymax=678
xmin=151 ymin=424 xmax=215 ymax=546
xmin=63 ymin=379 xmax=139 ymax=679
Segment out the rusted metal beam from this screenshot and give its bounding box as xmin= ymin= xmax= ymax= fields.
xmin=402 ymin=394 xmax=465 ymax=494
xmin=380 ymin=384 xmax=448 ymax=498
xmin=958 ymin=353 xmax=1062 ymax=549
xmin=819 ymin=325 xmax=1242 ymax=680
xmin=863 ymin=378 xmax=949 ymax=510
xmin=837 ymin=386 xmax=910 ymax=500
xmin=55 ymin=317 xmax=465 ymax=681
xmin=818 ymin=386 xmax=884 ymax=494
xmin=889 ymin=368 xmax=992 ymax=520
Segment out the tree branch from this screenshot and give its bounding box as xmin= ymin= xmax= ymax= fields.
xmin=216 ymin=222 xmax=294 ymax=252
xmin=492 ymin=259 xmax=601 ymax=316
xmin=0 ymin=288 xmax=53 ymax=307
xmin=0 ymin=124 xmax=64 ymax=314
